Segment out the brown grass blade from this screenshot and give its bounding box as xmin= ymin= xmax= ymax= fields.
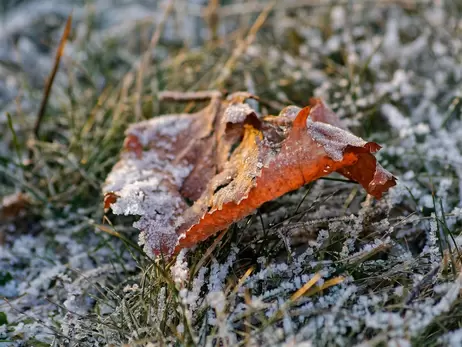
xmin=33 ymin=14 xmax=73 ymax=140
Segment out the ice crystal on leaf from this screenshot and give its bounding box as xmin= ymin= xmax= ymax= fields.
xmin=103 ymin=93 xmax=396 ymax=257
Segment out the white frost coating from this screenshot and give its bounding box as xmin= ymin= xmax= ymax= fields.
xmin=109 ymin=164 xmax=188 ymax=255
xmin=306 ymin=118 xmax=367 ymax=161
xmin=136 ymin=217 xmax=179 ymax=258
xmin=104 ymin=150 xmax=192 ymax=193
xmin=279 ymin=106 xmax=302 ymax=120
xmin=110 ymin=182 xmax=183 ymax=217
xmin=383 ymin=15 xmax=399 ymax=59
xmin=127 ymin=114 xmax=193 ymax=146
xmin=207 ymin=290 xmax=227 ymax=315
xmin=171 ymin=249 xmax=189 ymax=287
xmin=103 ymin=146 xmax=193 ymax=257
xmin=441 ymin=329 xmax=462 ymax=347
xmin=330 ymin=6 xmax=346 ymax=30
xmin=223 ymin=103 xmax=256 ymax=123
xmin=381 ymin=103 xmax=412 ymax=138
xmin=381 ymin=104 xmax=410 ymax=130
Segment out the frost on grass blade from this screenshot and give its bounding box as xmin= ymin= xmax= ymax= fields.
xmin=103 ymin=93 xmax=396 ymax=257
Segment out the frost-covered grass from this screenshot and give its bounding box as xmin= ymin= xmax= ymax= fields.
xmin=1 ymin=0 xmax=462 ymax=346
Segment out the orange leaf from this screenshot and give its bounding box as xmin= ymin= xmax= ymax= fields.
xmin=103 ymin=192 xmax=119 ymax=210
xmin=103 ymin=93 xmax=396 ymax=257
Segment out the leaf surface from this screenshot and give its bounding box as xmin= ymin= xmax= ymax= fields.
xmin=103 ymin=93 xmax=396 ymax=257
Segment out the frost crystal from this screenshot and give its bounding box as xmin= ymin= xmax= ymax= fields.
xmin=207 ymin=291 xmax=227 ymax=315
xmin=171 ymin=249 xmax=189 ymax=287
xmin=128 ymin=115 xmax=193 ymax=146
xmin=224 ymin=103 xmax=256 ymax=123
xmin=306 ymin=118 xmax=367 ymax=161
xmin=103 ymin=115 xmax=194 ymax=256
xmin=381 ymin=103 xmax=411 ymax=138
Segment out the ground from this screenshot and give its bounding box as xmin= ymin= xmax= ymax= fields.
xmin=1 ymin=0 xmax=462 ymax=346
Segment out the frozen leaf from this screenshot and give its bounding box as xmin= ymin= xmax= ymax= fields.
xmin=103 ymin=93 xmax=396 ymax=257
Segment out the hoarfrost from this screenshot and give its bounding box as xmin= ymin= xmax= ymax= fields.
xmin=224 ymin=103 xmax=257 ymax=123
xmin=4 ymin=0 xmax=462 ymax=345
xmin=127 ymin=114 xmax=193 ymax=146
xmin=172 ymin=249 xmax=189 ymax=287
xmin=104 ymin=128 xmax=193 ymax=256
xmin=381 ymin=104 xmax=411 ymax=138
xmin=306 ymin=118 xmax=367 ymax=161
xmin=440 ymin=329 xmax=462 ymax=347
